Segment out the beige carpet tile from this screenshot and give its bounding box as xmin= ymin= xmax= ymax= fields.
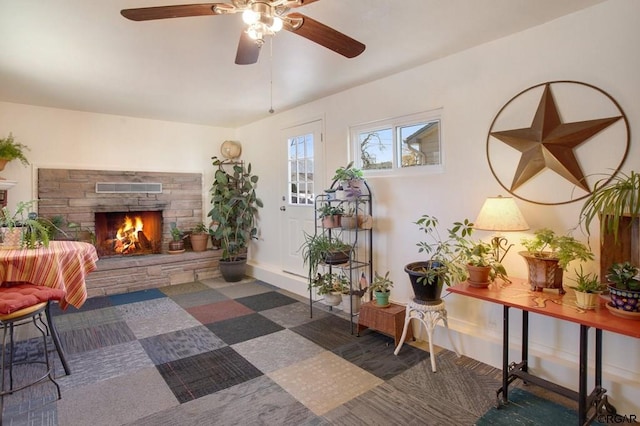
xmin=214 ymin=280 xmax=275 ymax=299
xmin=116 ymin=298 xmax=201 ymax=339
xmin=260 ymin=300 xmax=331 ymax=329
xmin=268 ymin=351 xmax=383 ymax=416
xmin=50 ymin=306 xmax=123 ymax=332
xmin=200 ymin=276 xmax=255 ymax=290
xmin=167 ymin=288 xmax=229 ymax=309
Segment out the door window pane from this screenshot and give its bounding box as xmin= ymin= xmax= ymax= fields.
xmin=288 ymin=134 xmax=314 ymax=205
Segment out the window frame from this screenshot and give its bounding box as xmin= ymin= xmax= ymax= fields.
xmin=350 ymin=108 xmax=444 ymax=177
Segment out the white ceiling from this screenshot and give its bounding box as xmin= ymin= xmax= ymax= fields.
xmin=0 ymin=0 xmax=605 ymax=128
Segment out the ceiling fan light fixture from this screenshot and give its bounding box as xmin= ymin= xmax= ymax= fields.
xmin=242 ymin=9 xmax=259 ymax=25
xmin=270 ymin=16 xmax=283 ymax=32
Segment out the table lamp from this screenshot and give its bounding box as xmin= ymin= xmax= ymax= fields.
xmin=473 ymin=195 xmax=529 ymax=262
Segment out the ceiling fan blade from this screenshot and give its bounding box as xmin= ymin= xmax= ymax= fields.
xmin=235 ymin=31 xmax=261 ymax=65
xmin=287 ymin=0 xmax=323 ymax=8
xmin=121 ymin=3 xmax=228 ymax=21
xmin=284 ymin=13 xmax=365 ymax=58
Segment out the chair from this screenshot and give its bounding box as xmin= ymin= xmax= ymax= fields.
xmin=0 ymin=283 xmax=67 ymax=423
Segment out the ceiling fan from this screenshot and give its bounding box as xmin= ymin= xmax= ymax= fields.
xmin=120 ymin=0 xmax=366 ymax=65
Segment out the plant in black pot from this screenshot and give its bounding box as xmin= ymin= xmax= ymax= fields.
xmin=405 ymin=215 xmax=473 ymax=305
xmin=520 ymin=228 xmax=593 ymax=294
xmin=208 ymin=157 xmax=263 ymax=282
xmin=605 ymin=262 xmax=640 ymax=317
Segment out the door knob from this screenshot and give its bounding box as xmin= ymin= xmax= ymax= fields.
xmin=280 ymin=206 xmax=286 ymax=211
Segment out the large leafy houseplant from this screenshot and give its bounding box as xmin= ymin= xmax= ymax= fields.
xmin=208 ymin=157 xmax=263 ymax=261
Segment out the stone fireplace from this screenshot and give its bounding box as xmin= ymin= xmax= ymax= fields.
xmin=37 ymin=168 xmax=221 ymax=297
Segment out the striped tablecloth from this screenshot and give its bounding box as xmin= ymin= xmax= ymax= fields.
xmin=0 ymin=241 xmax=99 ymax=309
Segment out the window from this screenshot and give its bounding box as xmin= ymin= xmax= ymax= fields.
xmin=351 ymin=109 xmax=442 ymax=173
xmin=288 ymin=133 xmax=315 ymax=205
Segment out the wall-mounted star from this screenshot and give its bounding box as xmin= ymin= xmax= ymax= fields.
xmin=490 ymin=83 xmax=622 ymax=192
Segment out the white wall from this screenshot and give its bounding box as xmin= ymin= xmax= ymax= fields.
xmin=0 ymin=101 xmax=235 ymax=216
xmin=240 ymin=0 xmax=640 ymax=414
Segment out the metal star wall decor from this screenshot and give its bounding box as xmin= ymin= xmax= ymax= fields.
xmin=486 ymin=81 xmax=629 ymax=205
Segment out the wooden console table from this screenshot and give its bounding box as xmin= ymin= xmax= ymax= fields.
xmin=357 ymin=301 xmax=412 ymax=346
xmin=448 ymin=279 xmax=639 ymax=425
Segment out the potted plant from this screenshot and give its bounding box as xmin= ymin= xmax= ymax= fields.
xmin=318 ymin=203 xmax=344 ymax=228
xmin=0 ymin=133 xmax=30 ymax=171
xmin=605 ymin=262 xmax=640 ymax=315
xmin=405 ymin=215 xmax=472 ymax=304
xmin=463 ymin=240 xmax=509 ymax=287
xmin=0 ymin=201 xmax=50 ymax=249
xmin=520 ymin=228 xmax=593 ymax=294
xmin=370 ymin=270 xmax=393 ymax=307
xmin=579 ymin=170 xmax=640 ymax=279
xmin=332 ymin=161 xmax=364 ymax=190
xmin=309 ymin=272 xmax=348 ymax=306
xmin=300 ymin=232 xmax=352 ymax=280
xmin=189 ymin=222 xmax=209 ymax=252
xmin=208 ymin=157 xmax=263 ymax=282
xmin=168 ymin=223 xmax=185 ymax=253
xmin=567 ymin=265 xmax=604 ymax=310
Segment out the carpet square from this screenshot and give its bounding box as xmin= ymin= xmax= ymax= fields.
xmin=50 ymin=295 xmax=112 ymax=316
xmin=139 ymin=325 xmax=227 ymax=365
xmin=268 ymin=351 xmax=383 ymax=416
xmin=187 ymin=299 xmax=254 ymax=325
xmin=117 ymin=297 xmax=202 ymax=339
xmin=53 ymin=306 xmax=123 ymax=332
xmin=159 ymin=281 xmax=211 ymax=296
xmin=333 ymin=332 xmax=429 ymax=380
xmin=290 ymin=314 xmax=357 ymax=350
xmin=157 ymin=346 xmax=263 ymax=403
xmin=109 ymin=288 xmax=166 ymax=305
xmin=215 ymin=281 xmax=274 ymax=299
xmin=168 ymin=288 xmax=229 ymax=309
xmin=260 ymin=300 xmax=331 ymax=328
xmin=235 ymin=291 xmax=299 ymax=312
xmin=59 ymin=320 xmax=136 ymax=354
xmin=232 ymin=329 xmax=325 ymax=373
xmin=206 ymin=312 xmax=284 ymax=345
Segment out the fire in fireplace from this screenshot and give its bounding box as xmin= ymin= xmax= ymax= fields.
xmin=95 ymin=211 xmax=162 ymax=257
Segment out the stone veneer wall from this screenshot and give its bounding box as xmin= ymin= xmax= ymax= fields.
xmin=37 ymin=168 xmax=221 ymax=296
xmin=37 ymin=168 xmax=205 ymax=251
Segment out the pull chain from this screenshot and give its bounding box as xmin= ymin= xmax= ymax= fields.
xmin=269 ymin=37 xmax=275 ymax=114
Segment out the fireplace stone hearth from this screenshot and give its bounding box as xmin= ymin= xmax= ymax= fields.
xmin=37 ymin=168 xmax=220 ymax=295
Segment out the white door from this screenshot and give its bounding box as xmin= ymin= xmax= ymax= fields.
xmin=280 ymin=120 xmax=324 ymax=278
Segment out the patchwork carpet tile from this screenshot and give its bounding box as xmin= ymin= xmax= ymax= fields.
xmin=206 ymin=312 xmax=284 ymax=345
xmin=159 ymin=281 xmax=211 ymax=296
xmin=259 ymin=299 xmax=331 ymax=329
xmin=291 ymin=314 xmax=357 ymax=351
xmin=231 ymin=329 xmax=325 ymax=373
xmin=186 ymin=299 xmax=254 ymax=325
xmin=235 ymin=291 xmax=299 ymax=312
xmin=268 ymin=351 xmax=384 ymax=416
xmin=59 ymin=320 xmax=136 ymax=354
xmin=157 ymin=346 xmax=263 ymax=403
xmin=108 ymin=288 xmax=166 ymax=305
xmin=167 ymin=288 xmax=229 ymax=309
xmin=139 ymin=325 xmax=227 ymax=365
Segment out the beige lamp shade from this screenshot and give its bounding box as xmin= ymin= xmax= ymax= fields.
xmin=220 ymin=140 xmax=242 ymax=159
xmin=474 ymin=196 xmax=529 ymax=232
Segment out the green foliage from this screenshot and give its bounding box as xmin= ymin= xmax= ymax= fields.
xmin=300 ymin=232 xmax=351 ymax=280
xmin=463 ymin=240 xmax=509 ymax=282
xmin=192 ymin=222 xmax=208 ymax=234
xmin=208 ymin=157 xmax=263 ymax=261
xmin=370 ymin=270 xmax=394 ymax=293
xmin=580 ymin=171 xmax=640 ymax=244
xmin=332 ymin=161 xmax=364 ymax=182
xmin=568 ymin=265 xmax=604 ymax=293
xmin=0 ymin=133 xmax=30 ymax=166
xmin=606 ymin=262 xmax=640 ymax=291
xmin=318 ymin=203 xmax=344 ymax=218
xmin=521 ymin=228 xmax=593 ymax=270
xmin=310 ymin=272 xmax=349 ymax=295
xmin=413 ymin=215 xmax=474 ymax=286
xmin=170 ymin=223 xmax=183 ymax=241
xmin=0 ymin=201 xmax=49 ymax=248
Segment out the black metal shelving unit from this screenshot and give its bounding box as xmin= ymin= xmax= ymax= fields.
xmin=309 ymin=181 xmax=373 ymax=334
